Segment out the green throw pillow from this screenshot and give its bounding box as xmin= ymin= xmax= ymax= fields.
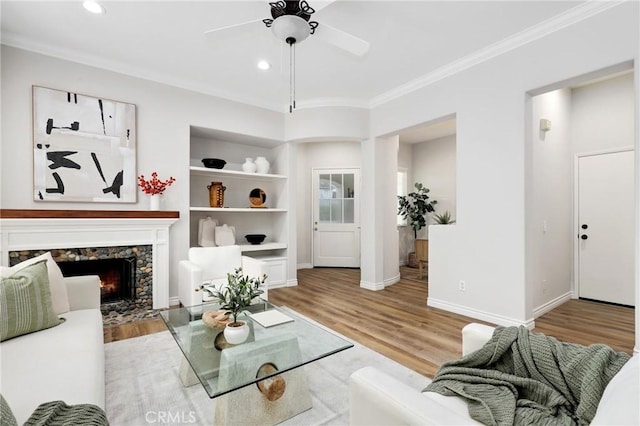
xmin=0 ymin=260 xmax=64 ymax=342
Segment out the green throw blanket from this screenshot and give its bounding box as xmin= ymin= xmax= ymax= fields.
xmin=425 ymin=326 xmax=630 ymax=425
xmin=23 ymin=401 xmax=109 ymax=426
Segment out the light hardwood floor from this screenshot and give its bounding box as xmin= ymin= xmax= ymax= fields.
xmin=103 ymin=266 xmax=635 ymax=378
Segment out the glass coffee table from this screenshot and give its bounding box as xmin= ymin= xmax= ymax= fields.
xmin=160 ymin=300 xmax=353 ymax=425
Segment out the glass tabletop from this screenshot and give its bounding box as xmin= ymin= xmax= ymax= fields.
xmin=160 ymin=300 xmax=353 ymax=398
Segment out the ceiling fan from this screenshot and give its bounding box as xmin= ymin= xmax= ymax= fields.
xmin=204 ymin=0 xmax=370 ymax=57
xmin=204 ymin=0 xmax=369 ymax=112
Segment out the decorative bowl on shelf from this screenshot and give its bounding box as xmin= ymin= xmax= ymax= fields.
xmin=202 ymin=158 xmax=226 ymax=169
xmin=245 ymin=234 xmax=266 ymax=245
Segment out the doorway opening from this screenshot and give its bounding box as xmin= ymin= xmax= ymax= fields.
xmin=396 ymin=115 xmax=458 ymax=278
xmin=526 ymin=63 xmax=636 ymax=319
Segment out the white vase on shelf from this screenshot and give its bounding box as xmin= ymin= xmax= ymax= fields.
xmin=255 ymin=156 xmax=270 ymax=174
xmin=242 ymin=158 xmax=257 ymax=173
xmin=149 ymin=194 xmax=160 ymax=211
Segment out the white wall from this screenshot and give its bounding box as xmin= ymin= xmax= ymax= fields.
xmin=295 ymin=141 xmax=362 ymax=267
xmin=1 ymin=46 xmax=284 ymax=299
xmin=371 ymin=2 xmax=639 ymax=326
xmin=529 ymin=89 xmax=573 ymax=316
xmin=285 ymin=106 xmax=369 ymax=143
xmin=383 ymin=136 xmax=401 ymax=286
xmin=360 ymin=136 xmax=400 ymax=289
xmin=572 ymin=72 xmax=635 ymax=153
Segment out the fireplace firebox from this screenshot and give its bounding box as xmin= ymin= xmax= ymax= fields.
xmin=58 ymin=257 xmax=136 ymax=304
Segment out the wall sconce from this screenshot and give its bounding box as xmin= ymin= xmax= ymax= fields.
xmin=539 ymin=118 xmax=552 ymax=132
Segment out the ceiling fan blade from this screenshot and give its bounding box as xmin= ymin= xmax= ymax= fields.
xmin=204 ymin=19 xmax=264 ymax=44
xmin=314 ymin=22 xmax=370 ymax=57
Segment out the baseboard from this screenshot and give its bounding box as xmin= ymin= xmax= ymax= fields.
xmin=297 ymin=263 xmax=313 ymax=269
xmin=268 ymin=279 xmax=298 ymax=289
xmin=168 ymin=296 xmax=181 ymax=307
xmin=360 ymin=280 xmax=385 ymax=291
xmin=286 ymin=278 xmax=298 ymax=287
xmin=427 ymin=297 xmax=535 ymax=329
xmin=384 ymin=273 xmax=400 ymax=287
xmin=399 ymin=259 xmax=407 ymax=266
xmin=533 ymin=291 xmax=573 ymax=318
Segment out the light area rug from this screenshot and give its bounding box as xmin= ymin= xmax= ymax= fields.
xmin=105 ymin=307 xmax=429 ymax=426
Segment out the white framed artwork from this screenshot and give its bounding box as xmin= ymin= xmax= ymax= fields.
xmin=32 ymin=86 xmax=137 ymax=203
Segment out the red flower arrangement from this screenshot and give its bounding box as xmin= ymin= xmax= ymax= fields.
xmin=138 ymin=172 xmax=176 ymax=195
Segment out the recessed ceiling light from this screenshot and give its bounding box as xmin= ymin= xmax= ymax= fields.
xmin=83 ymin=0 xmax=106 ymax=14
xmin=257 ymin=60 xmax=271 ymax=71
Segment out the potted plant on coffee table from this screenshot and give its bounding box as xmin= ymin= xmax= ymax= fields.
xmin=205 ymin=268 xmax=266 ymax=345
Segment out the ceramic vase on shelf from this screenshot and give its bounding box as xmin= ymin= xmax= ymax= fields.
xmin=255 ymin=156 xmax=270 ymax=174
xmin=149 ymin=194 xmax=160 ymax=211
xmin=207 ymin=181 xmax=226 ymax=207
xmin=242 ymin=158 xmax=257 ymax=173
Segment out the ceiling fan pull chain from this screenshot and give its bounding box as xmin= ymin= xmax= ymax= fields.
xmin=289 ymin=42 xmax=294 ymax=113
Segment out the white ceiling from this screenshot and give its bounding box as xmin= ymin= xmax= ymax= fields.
xmin=2 ymin=0 xmax=583 ymax=119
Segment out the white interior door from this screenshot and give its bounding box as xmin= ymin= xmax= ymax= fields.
xmin=577 ymin=150 xmax=635 ymax=306
xmin=313 ymin=169 xmax=360 ymax=267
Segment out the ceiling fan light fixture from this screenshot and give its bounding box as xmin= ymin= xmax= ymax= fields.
xmin=271 ymin=15 xmax=311 ymax=44
xmin=257 ymin=60 xmax=271 ymax=71
xmin=82 ymin=0 xmax=106 ymax=15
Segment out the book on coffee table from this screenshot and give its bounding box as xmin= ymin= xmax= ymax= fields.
xmin=249 ymin=310 xmax=294 ymax=328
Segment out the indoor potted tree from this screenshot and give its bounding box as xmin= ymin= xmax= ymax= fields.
xmin=205 ymin=268 xmax=266 ymax=344
xmin=398 ymin=182 xmax=437 ymax=267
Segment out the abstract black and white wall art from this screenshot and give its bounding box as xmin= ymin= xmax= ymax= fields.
xmin=32 ymin=86 xmax=137 ymax=203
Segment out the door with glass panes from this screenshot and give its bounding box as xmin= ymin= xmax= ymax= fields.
xmin=312 ymin=169 xmax=360 ymax=267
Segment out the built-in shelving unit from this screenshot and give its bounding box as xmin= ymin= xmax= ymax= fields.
xmin=189 ymin=126 xmax=292 ymax=288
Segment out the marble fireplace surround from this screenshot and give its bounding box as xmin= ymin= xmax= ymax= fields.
xmin=0 ymin=210 xmax=179 ymax=309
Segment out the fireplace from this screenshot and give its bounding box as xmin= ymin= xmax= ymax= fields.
xmin=1 ymin=211 xmax=179 ymax=325
xmin=9 ymin=245 xmax=153 ymax=320
xmin=58 ymin=257 xmax=136 ymax=304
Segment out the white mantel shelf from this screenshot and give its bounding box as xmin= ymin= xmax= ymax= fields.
xmin=0 ymin=210 xmax=180 ymax=309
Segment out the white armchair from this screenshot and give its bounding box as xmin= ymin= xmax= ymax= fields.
xmin=178 ymin=246 xmax=268 ymax=307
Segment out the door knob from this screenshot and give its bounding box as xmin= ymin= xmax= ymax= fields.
xmin=581 ymin=224 xmax=588 ymax=229
xmin=581 ymin=234 xmax=588 ymax=240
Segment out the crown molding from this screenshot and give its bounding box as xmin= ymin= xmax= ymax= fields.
xmin=369 ymin=0 xmax=626 ymax=109
xmin=1 ymin=33 xmax=284 ymax=113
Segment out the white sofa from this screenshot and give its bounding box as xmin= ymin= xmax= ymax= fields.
xmin=350 ymin=323 xmax=639 ymax=425
xmin=0 ymin=275 xmax=105 ymax=424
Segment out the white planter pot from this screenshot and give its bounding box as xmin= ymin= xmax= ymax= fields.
xmin=224 ymin=321 xmax=250 ymax=344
